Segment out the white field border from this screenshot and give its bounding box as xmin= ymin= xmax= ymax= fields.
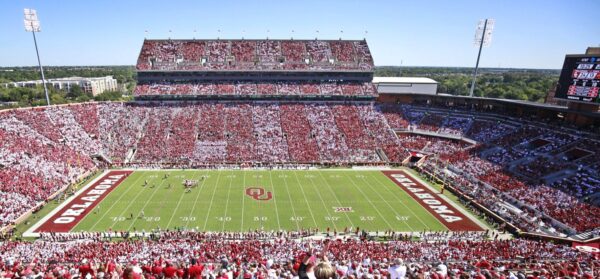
xmin=117 ymin=167 xmax=392 ymax=171
xmin=402 ymin=169 xmax=488 ymax=231
xmin=23 ymin=167 xmax=485 ymax=237
xmin=23 ymin=170 xmax=110 ymax=238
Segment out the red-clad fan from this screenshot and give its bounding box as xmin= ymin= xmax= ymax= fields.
xmin=188 ymin=259 xmax=204 ymax=279
xmin=163 ymin=261 xmax=178 ymax=278
xmin=151 ymin=261 xmax=163 ymax=277
xmin=78 ymin=259 xmax=95 ymax=279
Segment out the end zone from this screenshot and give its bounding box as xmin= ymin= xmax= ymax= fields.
xmin=24 ymin=170 xmax=132 ymax=237
xmin=382 ymin=170 xmax=484 ymax=231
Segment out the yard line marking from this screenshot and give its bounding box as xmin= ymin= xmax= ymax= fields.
xmin=221 ymin=173 xmax=234 ymax=231
xmin=281 ymin=172 xmax=303 ymax=230
xmin=166 ymin=170 xmax=204 ymax=229
xmin=185 ymin=170 xmax=211 ymax=228
xmin=285 ymin=171 xmax=318 ymax=228
xmin=202 ymin=170 xmax=222 ymax=231
xmin=240 ymin=171 xmax=246 ymax=231
xmin=347 ymin=173 xmax=410 ymax=231
xmin=297 ymin=171 xmax=338 ymax=231
xmin=89 ymin=172 xmax=144 ymax=231
xmin=316 ymin=171 xmax=355 ymax=228
xmin=355 ymin=173 xmax=417 ymax=229
xmin=369 ymin=171 xmax=440 ymax=231
xmin=268 ymin=171 xmax=282 ymax=230
xmin=256 ymin=171 xmax=264 ymax=229
xmin=126 ymin=172 xmax=171 ymax=231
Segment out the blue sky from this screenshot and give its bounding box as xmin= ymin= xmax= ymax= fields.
xmin=1 ymin=0 xmax=598 ymax=68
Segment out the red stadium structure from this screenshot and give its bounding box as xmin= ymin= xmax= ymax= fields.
xmin=0 ymin=38 xmax=599 ymax=278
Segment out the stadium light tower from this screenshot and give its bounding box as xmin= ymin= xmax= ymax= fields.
xmin=24 ymin=8 xmax=50 ymax=106
xmin=469 ymin=19 xmax=495 ymax=97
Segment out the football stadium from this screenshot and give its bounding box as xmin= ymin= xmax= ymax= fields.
xmin=1 ymin=2 xmax=600 ymax=279
xmin=19 ymin=39 xmax=486 ymax=236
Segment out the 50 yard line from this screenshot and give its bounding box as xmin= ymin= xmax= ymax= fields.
xmin=240 ymin=171 xmax=246 ymax=231
xmin=298 ymin=171 xmax=338 ymax=231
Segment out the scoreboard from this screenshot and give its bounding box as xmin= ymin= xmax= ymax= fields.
xmin=555 ymin=55 xmax=600 ymax=103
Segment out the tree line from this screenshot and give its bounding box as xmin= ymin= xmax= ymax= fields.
xmin=374 ymin=66 xmax=559 ymax=103
xmin=0 ymin=66 xmax=135 ymax=108
xmin=0 ymin=65 xmax=560 ymax=109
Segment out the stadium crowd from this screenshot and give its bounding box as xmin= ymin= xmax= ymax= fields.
xmin=383 ymin=104 xmax=600 ymax=235
xmin=1 ymin=102 xmax=599 ymax=237
xmin=134 ymin=82 xmax=376 ymax=97
xmin=4 ymin=36 xmax=600 ymax=279
xmin=136 ymin=40 xmax=373 ymax=72
xmin=0 ymin=234 xmax=598 ymax=279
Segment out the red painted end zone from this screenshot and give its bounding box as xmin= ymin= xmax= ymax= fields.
xmin=382 ymin=170 xmax=483 ymax=231
xmin=35 ymin=171 xmax=132 ymax=233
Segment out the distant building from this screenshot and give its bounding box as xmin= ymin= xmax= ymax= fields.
xmin=0 ymin=101 xmax=18 ymax=107
xmin=7 ymin=76 xmax=118 ymax=96
xmin=372 ymin=77 xmax=438 ymax=95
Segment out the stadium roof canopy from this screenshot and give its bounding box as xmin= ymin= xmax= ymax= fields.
xmin=372 ymin=77 xmax=438 ymax=84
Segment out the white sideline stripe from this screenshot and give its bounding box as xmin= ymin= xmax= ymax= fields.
xmin=24 ymin=168 xmax=481 ymax=237
xmin=90 ymin=173 xmax=145 ymax=231
xmin=406 ymin=169 xmax=488 ymax=231
xmin=118 ymin=168 xmax=393 ymax=171
xmin=23 ymin=170 xmax=110 ymax=238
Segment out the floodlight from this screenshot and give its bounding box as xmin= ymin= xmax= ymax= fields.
xmin=474 ymin=19 xmax=495 ymax=47
xmin=24 ymin=8 xmax=50 ymax=105
xmin=469 ymin=19 xmax=495 ymax=97
xmin=24 ymin=8 xmax=41 ymax=32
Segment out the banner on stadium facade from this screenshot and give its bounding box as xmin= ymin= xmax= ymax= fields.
xmin=572 ymin=241 xmax=600 ymax=254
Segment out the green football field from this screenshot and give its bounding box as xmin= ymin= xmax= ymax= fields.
xmin=71 ymin=170 xmax=450 ymax=232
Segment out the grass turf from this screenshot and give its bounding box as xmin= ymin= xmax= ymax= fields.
xmin=71 ymin=170 xmax=449 ymax=233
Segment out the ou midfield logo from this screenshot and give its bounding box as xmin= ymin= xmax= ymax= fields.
xmin=245 ymin=187 xmax=272 ymax=201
